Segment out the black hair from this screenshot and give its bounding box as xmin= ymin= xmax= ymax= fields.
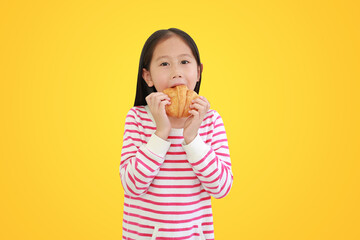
xmin=134 ymin=28 xmax=202 ymax=106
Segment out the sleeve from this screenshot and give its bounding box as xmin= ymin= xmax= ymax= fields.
xmin=119 ymin=108 xmax=171 ymax=197
xmin=182 ymin=111 xmax=233 ymax=199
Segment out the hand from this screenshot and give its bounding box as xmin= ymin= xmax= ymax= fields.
xmin=145 ymin=92 xmax=171 ymax=140
xmin=183 ymin=96 xmax=210 ymax=144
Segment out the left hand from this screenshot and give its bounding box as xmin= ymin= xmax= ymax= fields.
xmin=183 ymin=96 xmax=210 ymax=144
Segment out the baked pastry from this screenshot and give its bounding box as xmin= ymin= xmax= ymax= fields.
xmin=162 ymin=85 xmax=199 ymax=118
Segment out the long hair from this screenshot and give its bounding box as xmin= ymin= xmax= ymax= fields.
xmin=134 ymin=28 xmax=202 ymax=106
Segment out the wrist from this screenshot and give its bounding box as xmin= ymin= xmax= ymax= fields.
xmin=155 ymin=129 xmax=170 ymax=140
xmin=184 ymin=134 xmax=196 ymax=145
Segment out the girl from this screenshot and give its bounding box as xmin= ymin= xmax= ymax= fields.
xmin=120 ymin=28 xmax=233 ymax=240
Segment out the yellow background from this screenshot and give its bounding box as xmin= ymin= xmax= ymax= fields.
xmin=1 ymin=0 xmax=359 ymax=239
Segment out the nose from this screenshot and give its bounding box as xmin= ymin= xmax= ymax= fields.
xmin=171 ymin=64 xmax=183 ymax=79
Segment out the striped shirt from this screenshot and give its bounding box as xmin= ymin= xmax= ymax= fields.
xmin=119 ymin=105 xmax=233 ymax=239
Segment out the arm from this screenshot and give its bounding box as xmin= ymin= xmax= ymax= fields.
xmin=119 ymin=108 xmax=171 ymax=197
xmin=183 ymin=111 xmax=233 ymax=199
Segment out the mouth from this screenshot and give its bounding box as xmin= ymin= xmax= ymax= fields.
xmin=170 ymin=83 xmax=186 ymax=88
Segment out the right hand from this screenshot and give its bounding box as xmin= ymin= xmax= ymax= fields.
xmin=145 ymin=92 xmax=171 ymax=140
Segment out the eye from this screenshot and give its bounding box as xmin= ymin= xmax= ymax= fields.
xmin=181 ymin=60 xmax=189 ymax=64
xmin=160 ymin=62 xmax=169 ymax=66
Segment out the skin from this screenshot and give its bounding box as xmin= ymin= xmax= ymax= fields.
xmin=142 ymin=35 xmax=210 ymax=144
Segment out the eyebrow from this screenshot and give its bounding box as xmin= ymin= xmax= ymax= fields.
xmin=155 ymin=54 xmax=193 ymax=62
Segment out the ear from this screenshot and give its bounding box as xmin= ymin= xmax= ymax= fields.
xmin=142 ymin=68 xmax=154 ymax=87
xmin=197 ymin=63 xmax=203 ymax=82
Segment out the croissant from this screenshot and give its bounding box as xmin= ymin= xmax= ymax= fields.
xmin=163 ymin=85 xmax=199 ymax=118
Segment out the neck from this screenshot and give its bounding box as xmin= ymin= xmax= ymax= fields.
xmin=168 ymin=116 xmax=187 ymax=129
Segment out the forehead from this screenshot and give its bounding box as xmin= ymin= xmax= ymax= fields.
xmin=153 ymin=35 xmax=194 ymax=59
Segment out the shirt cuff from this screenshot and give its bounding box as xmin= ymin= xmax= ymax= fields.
xmin=182 ymin=134 xmax=209 ymax=163
xmin=146 ymin=133 xmax=171 ymax=158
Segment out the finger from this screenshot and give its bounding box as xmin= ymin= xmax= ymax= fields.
xmin=192 ymin=97 xmax=210 ymax=110
xmin=190 ymin=103 xmax=209 ymax=114
xmin=148 ymin=93 xmax=171 ymax=104
xmin=152 ymin=92 xmax=171 ymax=100
xmin=188 ymin=109 xmax=200 ymax=118
xmin=191 ymin=98 xmax=207 ymax=109
xmin=190 ymin=103 xmax=204 ymax=110
xmin=160 ymin=100 xmax=171 ymax=107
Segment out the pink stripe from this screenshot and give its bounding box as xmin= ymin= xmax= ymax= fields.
xmin=160 ymin=222 xmax=213 ymax=231
xmin=200 ymin=129 xmax=213 ymax=136
xmin=139 ymin=148 xmax=162 ymax=166
xmin=201 ymin=164 xmax=223 ymax=184
xmin=136 ymin=157 xmax=155 ymax=173
xmin=122 ymin=236 xmax=135 ymax=240
xmin=198 ymin=156 xmax=217 ymax=173
xmin=217 ymin=152 xmax=230 ymax=157
xmin=135 ymin=121 xmax=155 ymax=130
xmin=167 ymin=151 xmax=186 ymax=155
xmin=223 ymin=161 xmax=232 ymax=166
xmin=168 ymin=135 xmax=184 ymax=139
xmin=214 ymin=123 xmax=224 ymax=128
xmin=203 ymin=114 xmax=214 ymax=121
xmin=123 ymin=219 xmax=154 ymax=229
xmin=138 ymin=116 xmax=152 ymax=122
xmin=156 ymin=232 xmax=200 ymax=240
xmin=121 ymin=150 xmax=137 ymax=157
xmin=160 ymin=168 xmax=193 ymax=171
xmin=127 ymin=172 xmax=147 ymax=191
xmin=142 ymin=125 xmax=156 ymax=130
xmin=130 ymin=108 xmax=152 ymax=122
xmin=202 ymin=222 xmax=214 ymax=226
xmin=133 ymin=173 xmax=147 ymax=185
xmin=125 ymin=179 xmax=142 ymax=197
xmin=124 ymin=211 xmax=213 ymax=224
xmin=150 ymin=183 xmax=201 ymax=188
xmin=214 ymin=145 xmax=229 ymax=151
xmin=154 ymin=176 xmax=198 ymax=180
xmin=124 ymin=121 xmax=139 ymax=128
xmin=133 ymin=109 xmax=150 ymax=120
xmin=218 ymin=175 xmax=233 ymax=198
xmin=213 ymin=131 xmax=226 ymax=137
xmin=160 ymin=224 xmax=199 ymax=232
xmin=122 ymin=143 xmax=136 ymax=149
xmin=200 ymin=123 xmax=212 ymax=128
xmin=125 ymin=203 xmax=211 ymax=215
xmin=146 ymin=189 xmax=207 ymax=197
xmin=197 ymin=166 xmax=217 ymax=179
xmin=212 ymin=138 xmax=227 ymax=145
xmin=164 ymin=159 xmax=188 ymax=163
xmin=191 ymin=150 xmax=212 ymax=167
xmin=123 ymin=227 xmax=152 ymax=237
xmin=129 ymin=108 xmax=137 ymax=115
xmin=120 ymin=161 xmax=129 ymax=170
xmin=124 ymin=129 xmax=151 ymax=137
xmin=135 ymin=161 xmax=156 ymax=179
xmin=125 ymin=194 xmax=211 ymax=206
xmin=206 ymin=166 xmax=229 ymax=196
xmin=171 ymin=143 xmax=183 ymax=147
xmin=137 ymin=109 xmax=147 ymax=114
xmin=124 ymin=136 xmax=146 ymax=144
xmin=126 ymin=113 xmax=136 ymax=120
xmin=126 ymin=117 xmax=156 ymax=130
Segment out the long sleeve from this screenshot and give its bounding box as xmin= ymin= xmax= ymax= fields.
xmin=119 ymin=108 xmax=171 ymax=197
xmin=182 ymin=111 xmax=233 ymax=199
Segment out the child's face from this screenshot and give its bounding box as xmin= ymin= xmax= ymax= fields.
xmin=142 ymin=35 xmax=201 ymax=92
